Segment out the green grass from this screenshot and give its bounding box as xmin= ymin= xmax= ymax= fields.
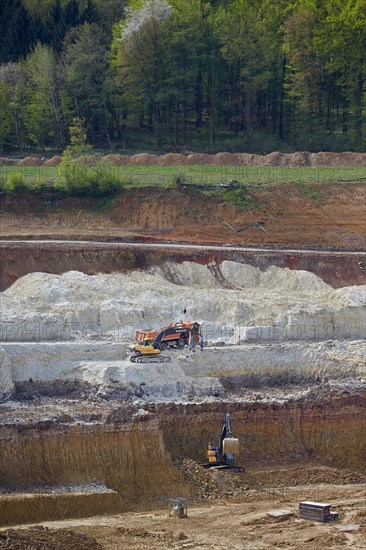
xmin=91 ymin=196 xmax=117 ymax=213
xmin=218 ymin=187 xmax=259 ymax=209
xmin=1 ymin=164 xmax=365 ymax=191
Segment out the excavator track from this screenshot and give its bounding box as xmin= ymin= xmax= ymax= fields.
xmin=130 ymin=355 xmax=171 ymax=363
xmin=200 ymin=463 xmax=244 ymax=472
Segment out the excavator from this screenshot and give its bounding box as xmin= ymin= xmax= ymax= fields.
xmin=202 ymin=413 xmax=243 ymax=472
xmin=128 ymin=321 xmax=200 ymax=363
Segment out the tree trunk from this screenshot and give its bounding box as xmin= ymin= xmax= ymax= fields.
xmin=354 ymin=70 xmax=364 ymax=142
xmin=279 ymin=55 xmax=286 ymax=141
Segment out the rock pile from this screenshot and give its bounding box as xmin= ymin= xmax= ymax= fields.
xmin=173 ymin=458 xmax=250 ymax=500
xmin=1 ymin=262 xmax=364 ymax=343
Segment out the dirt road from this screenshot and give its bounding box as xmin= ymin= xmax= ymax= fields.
xmin=2 ymin=477 xmax=365 ymax=549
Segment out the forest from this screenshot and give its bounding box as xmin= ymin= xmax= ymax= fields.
xmin=0 ymin=0 xmax=365 ymax=154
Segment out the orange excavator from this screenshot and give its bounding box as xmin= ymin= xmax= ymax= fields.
xmin=128 ymin=321 xmax=200 ymax=363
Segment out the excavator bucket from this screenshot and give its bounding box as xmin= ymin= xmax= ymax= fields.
xmin=223 ymin=437 xmax=239 ymax=455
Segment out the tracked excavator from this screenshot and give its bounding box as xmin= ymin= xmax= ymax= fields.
xmin=128 ymin=321 xmax=200 ymax=363
xmin=202 ymin=413 xmax=243 ymax=472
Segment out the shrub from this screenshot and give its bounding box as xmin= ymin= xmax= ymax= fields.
xmin=32 ymin=177 xmax=49 ymax=193
xmin=220 ymin=186 xmax=258 ymax=209
xmin=4 ymin=172 xmax=27 ymax=193
xmin=57 ymin=157 xmax=123 ymax=196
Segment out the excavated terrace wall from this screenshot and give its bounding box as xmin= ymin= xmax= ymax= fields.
xmin=0 ymin=492 xmax=125 ymax=527
xmin=1 ymin=241 xmax=365 ymax=291
xmin=0 ymin=417 xmax=188 ymax=500
xmin=154 ymin=400 xmax=366 ymax=473
xmin=1 ymin=398 xmax=365 ymax=501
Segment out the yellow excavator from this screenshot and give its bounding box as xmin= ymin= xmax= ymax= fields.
xmin=127 ymin=321 xmax=200 ymax=363
xmin=127 ymin=341 xmax=171 ymax=363
xmin=203 ymin=413 xmax=243 ymax=472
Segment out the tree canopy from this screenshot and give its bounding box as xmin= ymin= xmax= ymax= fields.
xmin=0 ymin=0 xmax=365 ymax=153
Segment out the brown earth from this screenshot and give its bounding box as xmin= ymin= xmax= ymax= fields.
xmin=1 ymin=182 xmax=365 ymax=290
xmin=2 ymin=150 xmax=366 ymax=167
xmin=1 ymin=183 xmax=365 ymax=249
xmin=1 ymin=474 xmax=365 ymax=550
xmin=1 ymin=150 xmax=365 ymax=249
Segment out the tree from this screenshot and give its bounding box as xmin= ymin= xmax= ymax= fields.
xmin=64 ymin=116 xmax=92 ymax=157
xmin=319 ymin=0 xmax=366 ymax=146
xmin=62 ymin=23 xmax=111 ymax=143
xmin=24 ymin=43 xmax=65 ymax=148
xmin=0 ymin=0 xmax=34 ymax=62
xmin=0 ymin=62 xmax=27 ymax=152
xmin=283 ymin=0 xmax=366 ymax=149
xmin=158 ymin=0 xmax=214 ymax=145
xmin=113 ymin=0 xmax=173 ymax=144
xmin=212 ymin=0 xmax=271 ymax=141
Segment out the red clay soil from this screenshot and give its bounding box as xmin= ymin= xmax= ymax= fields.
xmin=1 ymin=183 xmax=365 ymax=249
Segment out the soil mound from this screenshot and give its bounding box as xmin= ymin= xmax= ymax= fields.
xmin=311 ymin=151 xmax=366 ymax=167
xmin=16 ymin=156 xmax=43 ymax=166
xmin=44 ymin=155 xmax=61 ymax=166
xmin=0 ymin=527 xmax=102 ymax=550
xmin=76 ymin=155 xmax=101 ymax=165
xmin=174 ymin=457 xmax=249 ymax=500
xmin=103 ymin=154 xmax=129 ymax=165
xmin=157 ymin=153 xmax=189 ymax=165
xmin=236 ymin=152 xmax=257 ymax=165
xmin=129 ymin=153 xmax=159 ymax=165
xmin=186 ymin=153 xmax=216 ymax=164
xmin=261 ymin=151 xmax=286 ymax=166
xmin=10 ymin=151 xmax=366 ymax=167
xmin=214 ymin=152 xmax=239 ymax=165
xmin=289 ymin=151 xmax=312 ymax=166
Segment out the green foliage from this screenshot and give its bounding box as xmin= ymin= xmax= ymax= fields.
xmin=92 ymin=195 xmax=117 ymax=213
xmin=24 ymin=43 xmax=65 ymax=148
xmin=63 ymin=116 xmax=92 ymax=158
xmin=294 ymin=180 xmax=321 ymax=200
xmin=56 ymin=157 xmax=123 ymax=196
xmin=63 ymin=23 xmax=111 ymax=143
xmin=4 ymin=171 xmax=28 ymax=193
xmin=0 ymin=0 xmax=365 ymax=152
xmin=0 ymin=80 xmax=12 ymax=152
xmin=31 ymin=177 xmax=49 ymax=192
xmin=219 ymin=186 xmax=258 ymax=209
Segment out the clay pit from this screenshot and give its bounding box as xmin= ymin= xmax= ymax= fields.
xmin=0 ymin=259 xmax=365 ymax=549
xmin=0 ymin=156 xmax=365 ymax=549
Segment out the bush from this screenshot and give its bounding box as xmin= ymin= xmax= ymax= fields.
xmin=220 ymin=186 xmax=258 ymax=209
xmin=4 ymin=172 xmax=28 ymax=193
xmin=32 ymin=177 xmax=50 ymax=193
xmin=57 ymin=157 xmax=123 ymax=196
